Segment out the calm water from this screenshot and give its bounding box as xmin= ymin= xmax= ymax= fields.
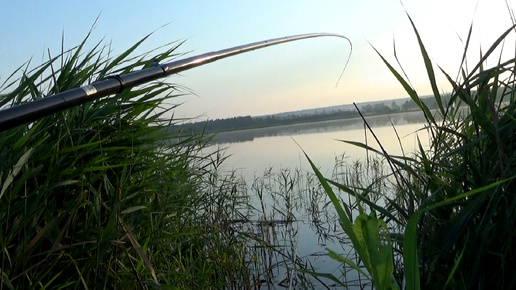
xmin=207 ymin=111 xmax=430 ymax=288
xmin=211 ymin=111 xmax=430 ymax=176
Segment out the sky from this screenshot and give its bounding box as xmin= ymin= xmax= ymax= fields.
xmin=1 ymin=1 xmax=515 ymax=120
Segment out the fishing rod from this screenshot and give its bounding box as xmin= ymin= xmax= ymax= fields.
xmin=0 ymin=33 xmax=350 ymax=132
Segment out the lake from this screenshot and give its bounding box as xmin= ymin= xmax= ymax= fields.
xmin=205 ymin=111 xmax=430 ymax=289
xmin=211 ymin=111 xmax=430 ymax=176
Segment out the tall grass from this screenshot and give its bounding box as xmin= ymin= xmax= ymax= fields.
xmin=311 ymin=13 xmax=516 ymax=290
xmin=5 ymin=12 xmax=516 ymax=290
xmin=0 ymin=27 xmax=250 ymax=288
xmin=219 ymin=155 xmax=391 ymax=289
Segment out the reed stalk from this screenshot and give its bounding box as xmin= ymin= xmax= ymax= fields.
xmin=0 ymin=26 xmax=250 ymax=289
xmin=312 ymin=11 xmax=516 ymax=290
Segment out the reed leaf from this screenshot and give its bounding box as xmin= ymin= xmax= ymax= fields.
xmin=405 ymin=12 xmax=444 ymax=115
xmin=0 ymin=26 xmax=251 ymax=288
xmin=317 ymin=9 xmax=516 ymax=289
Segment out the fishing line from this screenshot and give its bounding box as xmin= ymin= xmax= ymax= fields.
xmin=335 ymin=38 xmax=353 ymax=87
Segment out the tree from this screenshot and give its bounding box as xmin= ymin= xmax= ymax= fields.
xmin=391 ymin=101 xmax=400 ymax=112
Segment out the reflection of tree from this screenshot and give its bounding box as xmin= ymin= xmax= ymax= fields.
xmin=176 ymin=98 xmax=437 ymax=137
xmin=210 ymin=111 xmax=428 ymax=145
xmin=210 ymin=131 xmax=255 ymax=144
xmin=402 ymin=111 xmax=427 ymax=124
xmin=180 ymin=110 xmax=363 ymax=134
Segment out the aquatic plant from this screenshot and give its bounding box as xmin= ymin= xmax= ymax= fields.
xmin=312 ymin=11 xmax=516 ymax=290
xmin=0 ymin=26 xmax=250 ymax=288
xmin=0 ymin=17 xmax=355 ymax=287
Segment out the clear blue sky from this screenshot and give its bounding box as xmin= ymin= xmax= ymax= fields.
xmin=1 ymin=1 xmax=514 ymax=119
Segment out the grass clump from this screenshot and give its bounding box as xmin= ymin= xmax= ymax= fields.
xmin=311 ymin=13 xmax=516 ymax=290
xmin=0 ymin=28 xmax=249 ymax=288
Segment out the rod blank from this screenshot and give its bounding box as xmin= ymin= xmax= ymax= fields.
xmin=0 ymin=33 xmax=350 ymax=132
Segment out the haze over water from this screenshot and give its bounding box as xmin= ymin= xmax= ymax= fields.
xmin=210 ymin=111 xmax=431 ymax=177
xmin=204 ymin=111 xmax=431 ymax=287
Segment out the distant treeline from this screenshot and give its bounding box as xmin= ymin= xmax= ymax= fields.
xmin=177 ymin=96 xmax=447 ymax=134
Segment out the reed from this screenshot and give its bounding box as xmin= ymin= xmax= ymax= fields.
xmin=311 ymin=11 xmax=516 ymax=290
xmin=4 ymin=10 xmax=515 ymax=289
xmin=0 ymin=26 xmax=250 ymax=288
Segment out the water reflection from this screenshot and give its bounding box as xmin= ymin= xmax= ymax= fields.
xmin=210 ymin=111 xmax=428 ymax=145
xmin=205 ymin=112 xmax=430 ymax=288
xmin=234 ymin=158 xmax=394 ymax=288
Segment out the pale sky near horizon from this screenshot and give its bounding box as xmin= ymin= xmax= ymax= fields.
xmin=1 ymin=1 xmax=515 ymax=120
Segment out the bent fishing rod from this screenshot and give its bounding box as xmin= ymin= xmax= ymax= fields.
xmin=0 ymin=33 xmax=350 ymax=132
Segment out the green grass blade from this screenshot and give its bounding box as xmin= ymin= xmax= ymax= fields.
xmin=466 ymin=24 xmax=516 ymax=80
xmin=403 ymin=177 xmax=513 ymax=290
xmin=302 ymin=151 xmax=365 ymax=262
xmin=371 ymin=45 xmax=435 ymax=124
xmin=405 ymin=13 xmax=444 ymax=115
xmin=0 ymin=148 xmax=33 ymax=200
xmin=326 ymin=247 xmax=370 ymax=278
xmin=444 ymin=245 xmax=466 ymax=289
xmin=328 ymin=180 xmax=402 ymax=225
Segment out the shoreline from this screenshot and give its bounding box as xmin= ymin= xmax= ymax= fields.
xmin=210 ymin=108 xmax=424 ymax=135
xmin=208 ymin=109 xmax=429 ymax=145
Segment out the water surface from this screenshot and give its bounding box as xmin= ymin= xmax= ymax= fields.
xmin=206 ymin=111 xmax=430 ymax=288
xmin=211 ymin=111 xmax=430 ymax=176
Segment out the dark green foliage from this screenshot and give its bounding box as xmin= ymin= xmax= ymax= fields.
xmin=315 ymin=14 xmax=516 ymax=290
xmin=0 ymin=28 xmax=248 ymax=288
xmin=180 ymin=110 xmax=362 ymax=133
xmin=387 ymin=21 xmax=516 ymax=289
xmin=380 ymin=21 xmax=516 ymax=289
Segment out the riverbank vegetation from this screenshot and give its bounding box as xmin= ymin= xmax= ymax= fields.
xmin=311 ymin=14 xmax=516 ymax=289
xmin=177 ymin=96 xmax=448 ymax=134
xmin=0 ymin=29 xmax=251 ymax=288
xmin=2 ymin=10 xmax=516 ymax=289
